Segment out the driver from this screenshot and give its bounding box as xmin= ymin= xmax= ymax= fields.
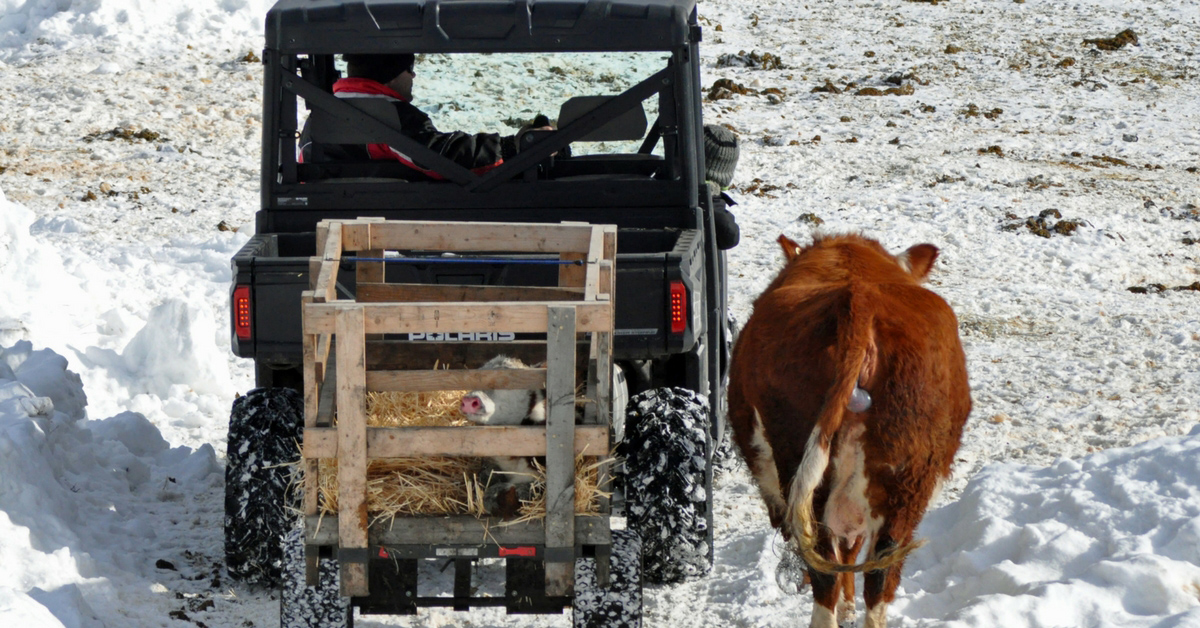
xmin=301 ymin=53 xmax=546 ymax=180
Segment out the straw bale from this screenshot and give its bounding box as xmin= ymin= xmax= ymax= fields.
xmin=307 ymin=389 xmax=609 ymax=522
xmin=503 ymin=453 xmax=611 ymax=527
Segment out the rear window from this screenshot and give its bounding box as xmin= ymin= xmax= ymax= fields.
xmin=335 ymin=51 xmax=668 ymax=156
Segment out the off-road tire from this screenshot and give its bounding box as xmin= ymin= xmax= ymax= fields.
xmin=224 ymin=387 xmax=303 ymax=586
xmin=621 ymin=388 xmax=712 ymax=584
xmin=573 ymin=529 xmax=643 ymax=628
xmin=279 ymin=526 xmax=351 ymax=628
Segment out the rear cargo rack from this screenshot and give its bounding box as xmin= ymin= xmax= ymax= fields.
xmin=299 ymin=218 xmax=617 ymax=600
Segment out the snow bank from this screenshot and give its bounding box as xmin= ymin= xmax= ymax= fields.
xmin=2 ymin=187 xmax=238 ymax=437
xmin=0 ymin=190 xmax=88 ymax=347
xmin=120 ymin=299 xmax=234 ymax=398
xmin=901 ymin=432 xmax=1200 ymax=626
xmin=0 ymin=342 xmax=220 ymax=627
xmin=0 ymin=0 xmax=272 ymax=59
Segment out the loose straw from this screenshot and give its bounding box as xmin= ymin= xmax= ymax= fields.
xmin=304 ymin=389 xmax=610 ymax=522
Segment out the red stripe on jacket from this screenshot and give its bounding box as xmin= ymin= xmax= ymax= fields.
xmin=330 ymin=78 xmax=503 ymax=178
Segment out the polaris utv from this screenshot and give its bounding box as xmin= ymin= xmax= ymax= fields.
xmin=224 ymin=0 xmax=732 ymax=624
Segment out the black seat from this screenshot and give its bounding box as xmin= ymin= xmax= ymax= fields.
xmin=300 ymin=98 xmax=420 ymax=182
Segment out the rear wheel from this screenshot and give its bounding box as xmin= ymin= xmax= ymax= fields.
xmin=621 ymin=388 xmax=712 ymax=584
xmin=224 ymin=387 xmax=303 ymax=586
xmin=573 ymin=529 xmax=643 ymax=628
xmin=279 ymin=526 xmax=352 ymax=628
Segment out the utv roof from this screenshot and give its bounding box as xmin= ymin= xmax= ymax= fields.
xmin=266 ymin=0 xmax=699 ymax=54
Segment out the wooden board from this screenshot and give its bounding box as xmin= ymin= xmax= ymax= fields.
xmin=341 ymin=221 xmax=595 ymax=254
xmin=335 ymin=307 xmax=369 ymax=597
xmin=583 ymin=227 xmax=605 ymax=300
xmin=303 ymin=425 xmax=609 ymax=459
xmin=544 ymin=306 xmax=576 ymax=596
xmin=305 ymin=515 xmax=611 ymax=547
xmin=366 ymin=340 xmax=572 ymax=371
xmin=365 ymin=367 xmax=546 ymax=392
xmin=304 ymin=302 xmax=613 ymax=334
xmin=357 ymin=283 xmax=584 ymax=303
xmin=312 ymin=221 xmax=342 ymax=304
xmin=300 ymin=295 xmax=323 ymax=585
xmin=314 ymin=358 xmax=337 ymax=428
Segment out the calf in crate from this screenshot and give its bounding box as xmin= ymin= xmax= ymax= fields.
xmin=460 ymin=355 xmax=549 ymax=518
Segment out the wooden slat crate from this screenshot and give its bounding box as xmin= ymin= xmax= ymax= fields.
xmin=298 ymin=219 xmax=617 ymax=598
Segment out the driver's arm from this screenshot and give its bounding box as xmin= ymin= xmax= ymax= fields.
xmin=396 ymin=101 xmax=517 ymax=170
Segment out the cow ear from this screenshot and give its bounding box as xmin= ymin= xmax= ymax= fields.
xmin=897 ymin=243 xmax=939 ymax=280
xmin=777 ymin=234 xmax=803 ymax=262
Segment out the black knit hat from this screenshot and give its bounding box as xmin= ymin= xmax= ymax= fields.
xmin=703 ymin=124 xmax=739 ymax=188
xmin=343 ymin=53 xmax=416 ymax=84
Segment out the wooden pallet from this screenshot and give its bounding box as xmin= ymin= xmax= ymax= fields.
xmin=299 ymin=219 xmax=617 ymax=598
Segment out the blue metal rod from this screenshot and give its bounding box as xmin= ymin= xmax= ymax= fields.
xmin=344 ymin=256 xmax=585 ymax=266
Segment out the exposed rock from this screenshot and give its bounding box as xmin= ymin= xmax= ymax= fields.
xmin=1084 ymin=28 xmax=1138 ymax=51
xmin=1054 ymin=219 xmax=1083 ymax=236
xmin=1088 ymin=155 xmax=1131 ymax=168
xmin=761 ymin=87 xmax=786 ymax=104
xmin=1002 ymin=210 xmax=1086 ymax=238
xmin=962 ymin=104 xmax=1003 ymax=119
xmin=83 ymin=127 xmax=166 ymax=143
xmin=708 ymin=78 xmax=752 ymax=101
xmin=812 ymin=80 xmax=842 ymax=94
xmin=1129 ymin=282 xmax=1199 ymax=294
xmin=715 ymin=50 xmax=784 ymax=70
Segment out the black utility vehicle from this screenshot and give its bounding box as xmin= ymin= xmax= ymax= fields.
xmin=225 ymin=0 xmax=732 ymax=625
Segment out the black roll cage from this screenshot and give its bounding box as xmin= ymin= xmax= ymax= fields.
xmin=258 ymin=0 xmax=709 ymax=226
xmin=279 ymin=60 xmax=676 ymax=190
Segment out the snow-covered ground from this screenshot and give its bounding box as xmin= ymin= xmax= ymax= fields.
xmin=1 ymin=0 xmax=1199 ymax=626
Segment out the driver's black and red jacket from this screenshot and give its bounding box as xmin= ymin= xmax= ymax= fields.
xmin=299 ymin=77 xmax=517 ymax=180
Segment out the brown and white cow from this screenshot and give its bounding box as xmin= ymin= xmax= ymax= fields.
xmin=728 ymin=233 xmax=971 ymax=627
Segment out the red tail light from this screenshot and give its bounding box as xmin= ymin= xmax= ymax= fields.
xmin=233 ymin=285 xmax=252 ymax=340
xmin=669 ymin=281 xmax=687 ymax=334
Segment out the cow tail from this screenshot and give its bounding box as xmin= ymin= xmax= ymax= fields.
xmin=786 ymin=287 xmax=927 ymax=574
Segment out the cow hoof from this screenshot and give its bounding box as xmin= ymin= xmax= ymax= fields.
xmin=837 ymin=605 xmax=858 ymax=628
xmin=774 ymin=550 xmax=810 ymax=594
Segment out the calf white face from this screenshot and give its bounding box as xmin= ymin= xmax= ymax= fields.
xmin=460 ymin=390 xmax=499 ymax=423
xmin=460 ymin=355 xmax=545 ymax=425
